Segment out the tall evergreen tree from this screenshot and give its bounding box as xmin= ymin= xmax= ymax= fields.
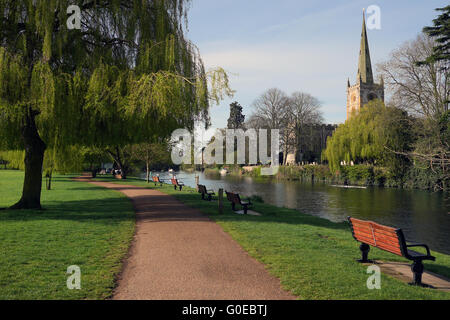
xmin=227 ymin=101 xmax=245 ymax=129
xmin=0 ymin=0 xmax=231 ymax=209
xmin=421 ymin=5 xmax=450 ymax=64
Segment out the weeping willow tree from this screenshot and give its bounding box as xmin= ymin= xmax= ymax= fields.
xmin=322 ymin=100 xmax=413 ymax=176
xmin=0 ymin=0 xmax=232 ymax=209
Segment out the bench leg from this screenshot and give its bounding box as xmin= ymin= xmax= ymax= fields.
xmin=174 ymin=185 xmax=177 ymax=190
xmin=243 ymin=205 xmax=248 ymax=215
xmin=208 ymin=194 xmax=212 ymax=201
xmin=231 ymin=203 xmax=236 ymax=211
xmin=179 ymin=186 xmax=183 ymax=191
xmin=201 ymin=193 xmax=205 ymax=200
xmin=409 ymin=260 xmax=431 ymax=287
xmin=357 ymin=243 xmax=371 ymax=263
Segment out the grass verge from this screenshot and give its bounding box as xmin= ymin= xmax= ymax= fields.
xmin=0 ymin=170 xmax=135 ymax=300
xmin=92 ymin=175 xmax=450 ymax=300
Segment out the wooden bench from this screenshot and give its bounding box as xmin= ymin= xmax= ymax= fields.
xmin=225 ymin=191 xmax=252 ymax=214
xmin=152 ymin=176 xmax=163 ymax=186
xmin=171 ymin=178 xmax=184 ymax=191
xmin=348 ymin=217 xmax=436 ymax=287
xmin=198 ymin=184 xmax=215 ymax=201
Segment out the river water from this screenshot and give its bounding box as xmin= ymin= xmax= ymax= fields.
xmin=145 ymin=171 xmax=450 ymax=255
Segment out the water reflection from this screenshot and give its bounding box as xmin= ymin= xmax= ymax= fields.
xmin=145 ymin=171 xmax=450 ymax=254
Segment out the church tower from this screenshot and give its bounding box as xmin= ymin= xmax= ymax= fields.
xmin=347 ymin=10 xmax=384 ymax=120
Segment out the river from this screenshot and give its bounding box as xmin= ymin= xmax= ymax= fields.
xmin=144 ymin=171 xmax=450 ymax=255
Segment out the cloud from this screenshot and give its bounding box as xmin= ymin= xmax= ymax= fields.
xmin=200 ymin=41 xmax=354 ymax=125
xmin=259 ymin=0 xmax=364 ymax=34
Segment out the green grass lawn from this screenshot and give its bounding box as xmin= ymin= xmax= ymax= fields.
xmin=93 ymin=175 xmax=450 ymax=300
xmin=0 ymin=170 xmax=135 ymax=300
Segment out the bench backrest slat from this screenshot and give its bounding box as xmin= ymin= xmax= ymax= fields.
xmin=349 ymin=217 xmax=403 ymax=256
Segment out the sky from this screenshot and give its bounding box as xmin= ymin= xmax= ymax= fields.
xmin=185 ymin=0 xmax=448 ymax=128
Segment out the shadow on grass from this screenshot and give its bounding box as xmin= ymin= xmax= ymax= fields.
xmin=0 ymin=197 xmax=133 ymax=225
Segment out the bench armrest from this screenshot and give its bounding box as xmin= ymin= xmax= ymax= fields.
xmin=406 ymin=243 xmax=431 ymax=256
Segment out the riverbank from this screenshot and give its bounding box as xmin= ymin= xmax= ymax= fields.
xmin=0 ymin=171 xmax=135 ymax=299
xmin=93 ymin=175 xmax=450 ymax=299
xmin=207 ymin=164 xmax=448 ymax=191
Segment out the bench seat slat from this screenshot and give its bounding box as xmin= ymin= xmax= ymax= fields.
xmin=353 ymin=234 xmax=376 ymax=246
xmin=351 ymin=224 xmax=373 ymax=233
xmin=352 ymin=221 xmax=398 ymax=237
xmin=353 ymin=230 xmax=376 ymax=241
xmin=372 ymin=232 xmax=401 ymax=246
xmin=354 ymin=227 xmax=399 ymax=243
xmin=353 ymin=232 xmax=401 ymax=249
xmin=374 ymin=243 xmax=402 ymax=256
xmin=351 ymin=219 xmax=398 ymax=233
xmin=353 ymin=232 xmax=401 ymax=248
xmin=371 ymin=223 xmax=398 ymax=233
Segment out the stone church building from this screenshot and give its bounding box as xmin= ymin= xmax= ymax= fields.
xmin=346 ymin=11 xmax=384 ymax=120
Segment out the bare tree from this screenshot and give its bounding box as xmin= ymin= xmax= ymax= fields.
xmin=378 ymin=33 xmax=449 ymax=191
xmin=287 ymin=92 xmax=324 ymax=163
xmin=250 ymin=88 xmax=290 ymax=129
xmin=248 ymin=88 xmax=290 ymax=163
xmin=247 ymin=89 xmax=324 ymax=165
xmin=377 ymin=33 xmax=449 ymax=118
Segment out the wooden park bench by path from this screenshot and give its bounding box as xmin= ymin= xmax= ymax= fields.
xmin=226 ymin=191 xmax=253 ymax=215
xmin=152 ymin=176 xmax=164 ymax=186
xmin=198 ymin=184 xmax=215 ymax=201
xmin=171 ymin=178 xmax=185 ymax=191
xmin=348 ymin=217 xmax=436 ymax=287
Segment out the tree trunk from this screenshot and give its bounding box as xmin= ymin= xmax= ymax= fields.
xmin=107 ymin=147 xmax=128 ymax=180
xmin=10 ymin=111 xmax=46 ymax=210
xmin=46 ymin=170 xmax=53 ymax=191
xmin=146 ymin=162 xmax=150 ymax=183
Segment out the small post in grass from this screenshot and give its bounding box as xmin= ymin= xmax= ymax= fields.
xmin=195 ymin=175 xmax=199 ymax=192
xmin=218 ymin=188 xmax=224 ymax=215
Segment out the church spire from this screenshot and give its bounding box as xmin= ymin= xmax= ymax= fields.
xmin=357 ymin=9 xmax=374 ymax=84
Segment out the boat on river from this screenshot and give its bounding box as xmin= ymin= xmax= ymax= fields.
xmin=330 ymin=185 xmax=368 ymax=189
